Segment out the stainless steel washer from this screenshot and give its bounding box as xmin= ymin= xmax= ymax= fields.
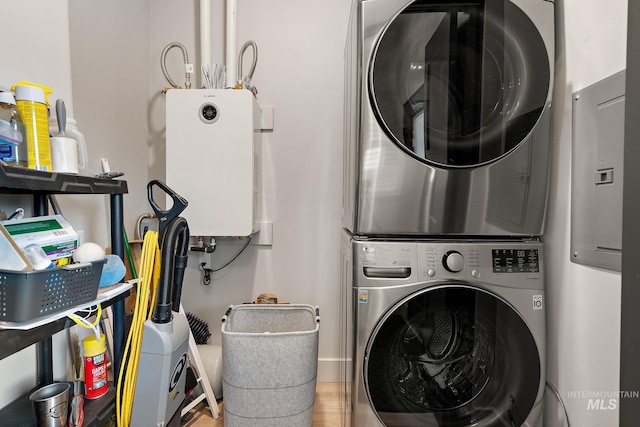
xmin=343 ymin=0 xmax=554 ymax=236
xmin=341 ymin=237 xmax=545 ymax=426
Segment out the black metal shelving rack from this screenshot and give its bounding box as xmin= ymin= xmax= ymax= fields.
xmin=0 ymin=164 xmax=129 ymax=423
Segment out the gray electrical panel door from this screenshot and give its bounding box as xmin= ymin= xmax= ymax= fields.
xmin=571 ymin=70 xmax=625 ymax=271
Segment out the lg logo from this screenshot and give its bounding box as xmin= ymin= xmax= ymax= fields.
xmin=532 ymin=295 xmax=543 ymax=310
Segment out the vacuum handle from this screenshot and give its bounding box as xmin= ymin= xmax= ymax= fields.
xmin=146 ymin=180 xmax=188 ymax=235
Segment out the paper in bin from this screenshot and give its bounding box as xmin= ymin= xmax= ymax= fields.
xmin=2 ymin=214 xmax=78 ymax=262
xmin=0 ymin=223 xmax=33 ymax=271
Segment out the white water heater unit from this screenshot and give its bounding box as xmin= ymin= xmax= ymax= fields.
xmin=166 ymin=89 xmax=262 ymax=237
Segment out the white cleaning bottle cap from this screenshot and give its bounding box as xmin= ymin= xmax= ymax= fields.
xmin=22 ymin=244 xmax=54 ymax=270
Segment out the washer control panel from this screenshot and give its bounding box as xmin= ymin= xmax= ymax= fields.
xmin=354 ymin=240 xmax=544 ymax=289
xmin=418 ymin=242 xmax=543 ymax=289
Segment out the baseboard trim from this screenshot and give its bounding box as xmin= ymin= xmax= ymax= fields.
xmin=318 ymin=358 xmax=342 ymax=382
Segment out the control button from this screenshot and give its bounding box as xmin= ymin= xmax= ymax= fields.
xmin=471 ymin=269 xmax=480 ymax=278
xmin=427 ymin=269 xmax=436 ymax=277
xmin=199 ymin=103 xmax=220 ymax=124
xmin=443 ymin=251 xmax=465 ymax=273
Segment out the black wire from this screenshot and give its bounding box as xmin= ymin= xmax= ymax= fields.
xmin=199 ymin=235 xmax=253 ymax=285
xmin=200 ymin=263 xmax=212 ymax=286
xmin=212 ymin=235 xmax=252 ymax=272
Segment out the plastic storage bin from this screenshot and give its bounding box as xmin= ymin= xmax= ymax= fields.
xmin=221 ymin=304 xmax=320 ymax=427
xmin=0 ymin=260 xmax=105 ymax=322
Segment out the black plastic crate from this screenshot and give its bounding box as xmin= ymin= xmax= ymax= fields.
xmin=0 ymin=260 xmax=105 ymax=322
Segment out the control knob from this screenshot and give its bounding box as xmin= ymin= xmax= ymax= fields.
xmin=443 ymin=251 xmax=465 ymax=273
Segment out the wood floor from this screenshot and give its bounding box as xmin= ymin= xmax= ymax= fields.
xmin=182 ymin=382 xmax=342 ymax=426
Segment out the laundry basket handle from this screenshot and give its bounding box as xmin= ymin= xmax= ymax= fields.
xmin=221 ymin=305 xmax=233 ymax=323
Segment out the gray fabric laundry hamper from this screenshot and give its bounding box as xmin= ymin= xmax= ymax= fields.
xmin=221 ymin=304 xmax=320 ymax=427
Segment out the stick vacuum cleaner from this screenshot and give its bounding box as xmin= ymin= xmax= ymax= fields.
xmin=131 ymin=180 xmax=191 ymax=426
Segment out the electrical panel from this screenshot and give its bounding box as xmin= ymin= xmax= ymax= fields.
xmin=166 ymin=89 xmax=262 ymax=237
xmin=571 ymin=70 xmax=625 ymax=271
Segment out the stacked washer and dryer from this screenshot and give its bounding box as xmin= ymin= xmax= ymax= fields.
xmin=340 ymin=0 xmax=554 ymax=426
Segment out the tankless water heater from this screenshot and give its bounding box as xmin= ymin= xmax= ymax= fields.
xmin=166 ymin=89 xmax=261 ymax=237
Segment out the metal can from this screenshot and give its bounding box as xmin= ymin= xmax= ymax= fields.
xmin=83 ymin=333 xmax=109 ymax=399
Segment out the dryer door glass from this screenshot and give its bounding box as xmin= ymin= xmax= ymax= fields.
xmin=365 ymin=286 xmax=540 ymax=426
xmin=370 ymin=0 xmax=550 ymax=167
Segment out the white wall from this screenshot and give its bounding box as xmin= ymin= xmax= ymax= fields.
xmin=0 ymin=1 xmax=74 ymax=100
xmin=147 ymin=0 xmax=351 ymax=380
xmin=66 ymin=0 xmax=151 ymax=243
xmin=546 ymin=0 xmax=627 ymax=426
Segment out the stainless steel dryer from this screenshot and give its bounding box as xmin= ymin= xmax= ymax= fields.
xmin=343 ymin=0 xmax=554 ymax=236
xmin=341 ymin=237 xmax=545 ymax=426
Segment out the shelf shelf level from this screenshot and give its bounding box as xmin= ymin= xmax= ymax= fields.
xmin=0 ymin=164 xmax=128 ymax=195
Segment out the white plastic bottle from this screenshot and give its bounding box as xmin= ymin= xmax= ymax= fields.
xmin=49 ymin=116 xmax=89 ymax=175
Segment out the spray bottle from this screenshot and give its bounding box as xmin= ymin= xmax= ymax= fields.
xmin=10 ymin=81 xmax=53 ymax=171
xmin=0 ymin=92 xmax=27 ymax=167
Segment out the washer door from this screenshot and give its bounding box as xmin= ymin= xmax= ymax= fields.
xmin=365 ymin=285 xmax=540 ymax=426
xmin=370 ymin=0 xmax=550 ymax=167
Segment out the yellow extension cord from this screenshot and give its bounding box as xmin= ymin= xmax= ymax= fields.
xmin=116 ymin=231 xmax=161 ymax=427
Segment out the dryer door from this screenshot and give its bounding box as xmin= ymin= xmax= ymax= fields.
xmin=365 ymin=285 xmax=540 ymax=426
xmin=370 ymin=0 xmax=550 ymax=167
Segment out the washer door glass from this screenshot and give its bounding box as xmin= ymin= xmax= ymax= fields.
xmin=370 ymin=0 xmax=550 ymax=167
xmin=365 ymin=285 xmax=540 ymax=427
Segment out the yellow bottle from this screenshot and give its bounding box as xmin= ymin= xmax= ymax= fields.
xmin=11 ymin=82 xmax=53 ymax=171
